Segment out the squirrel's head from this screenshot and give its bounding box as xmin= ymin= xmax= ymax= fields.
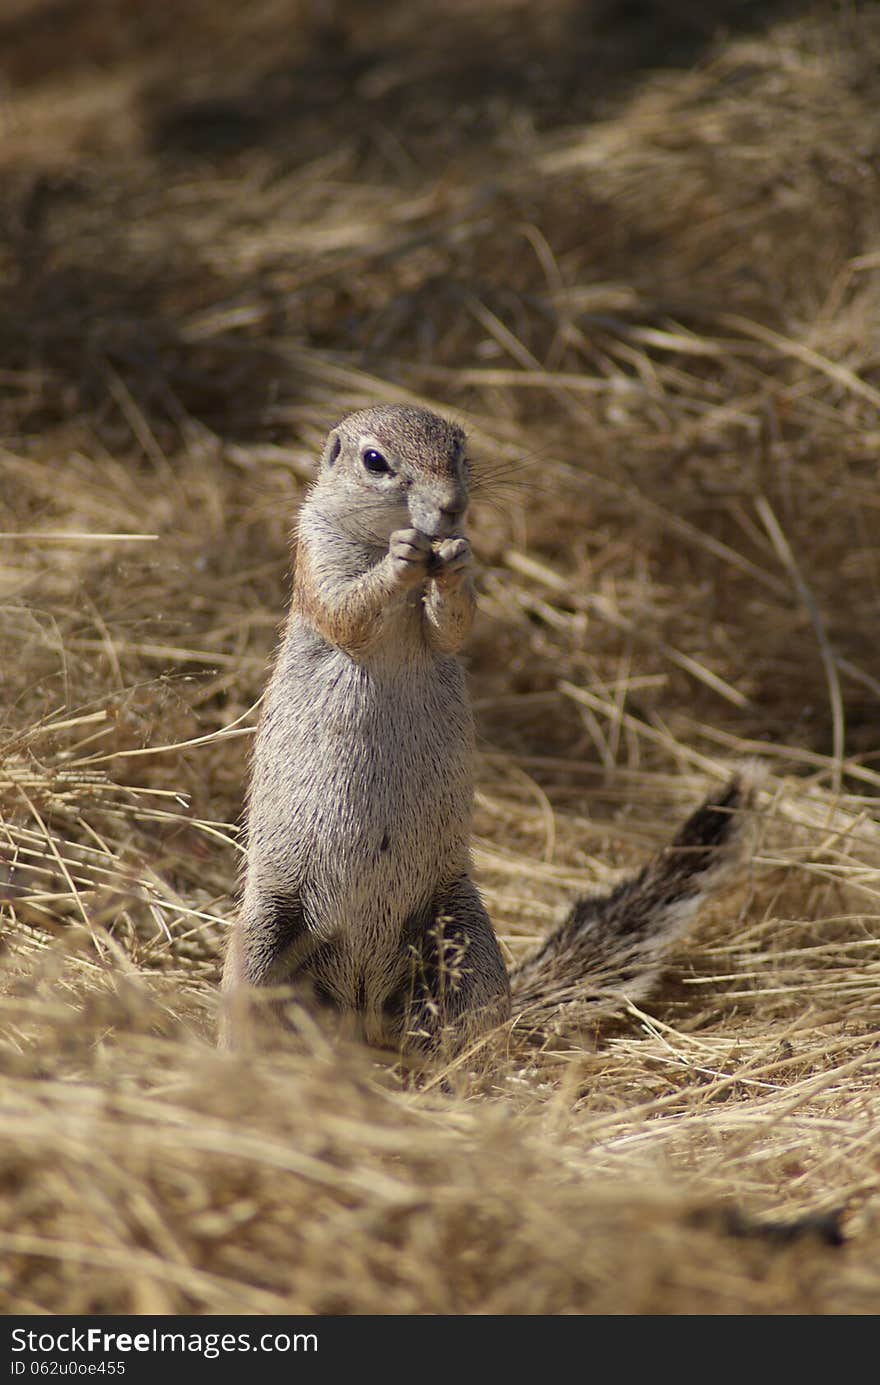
xmin=312 ymin=405 xmax=469 ymax=545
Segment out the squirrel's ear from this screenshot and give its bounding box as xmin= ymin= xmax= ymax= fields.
xmin=322 ymin=432 xmax=342 ymax=469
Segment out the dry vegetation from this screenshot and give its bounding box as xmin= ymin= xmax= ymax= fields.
xmin=2 ymin=0 xmax=880 ymax=1315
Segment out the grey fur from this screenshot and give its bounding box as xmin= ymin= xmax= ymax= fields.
xmin=221 ymin=405 xmax=756 ymax=1057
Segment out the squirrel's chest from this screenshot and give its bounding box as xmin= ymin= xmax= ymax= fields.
xmin=262 ymin=634 xmax=474 ymax=795
xmin=321 ymin=648 xmax=470 ymax=770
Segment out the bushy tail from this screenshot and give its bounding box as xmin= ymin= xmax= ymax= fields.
xmin=509 ymin=769 xmax=760 ymax=1036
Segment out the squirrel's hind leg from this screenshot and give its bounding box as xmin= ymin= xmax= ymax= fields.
xmin=385 ymin=876 xmax=512 ymax=1059
xmin=219 ymin=890 xmax=319 ymax=1047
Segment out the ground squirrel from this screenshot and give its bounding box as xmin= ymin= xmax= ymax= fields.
xmin=221 ymin=404 xmax=755 ymax=1056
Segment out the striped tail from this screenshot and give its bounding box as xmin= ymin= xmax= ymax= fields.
xmin=510 ymin=769 xmax=760 ymax=1035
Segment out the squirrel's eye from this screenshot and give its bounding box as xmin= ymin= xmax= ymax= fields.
xmin=362 ymin=449 xmax=391 ymax=475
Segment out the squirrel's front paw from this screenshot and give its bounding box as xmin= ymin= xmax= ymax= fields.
xmin=430 ymin=536 xmax=472 ymax=584
xmin=388 ymin=528 xmax=433 ymax=586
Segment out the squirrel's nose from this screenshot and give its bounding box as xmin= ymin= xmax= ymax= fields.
xmin=410 ymin=499 xmax=466 ymax=538
xmin=438 ymin=503 xmax=464 ymax=533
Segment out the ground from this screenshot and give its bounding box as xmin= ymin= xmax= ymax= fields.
xmin=1 ymin=0 xmax=880 ymax=1314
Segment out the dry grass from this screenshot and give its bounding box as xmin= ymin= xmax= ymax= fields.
xmin=2 ymin=0 xmax=880 ymax=1314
